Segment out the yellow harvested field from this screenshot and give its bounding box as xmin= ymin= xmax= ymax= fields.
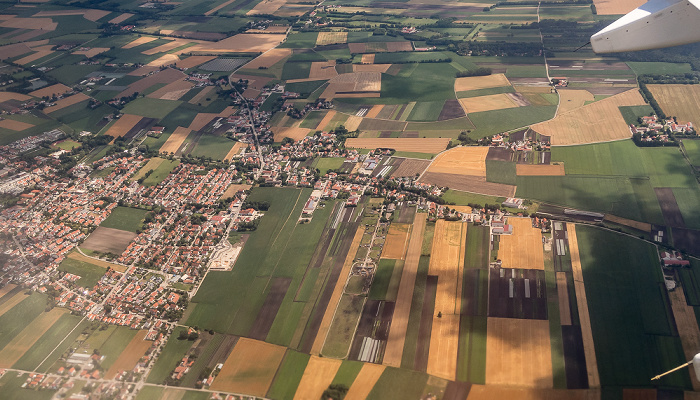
xmin=160 ymin=127 xmax=192 ymax=154
xmin=188 ymin=113 xmax=218 ymax=131
xmin=365 ymin=105 xmax=383 ymax=119
xmin=0 ymin=307 xmax=67 ymax=368
xmin=246 ymin=48 xmax=292 ymax=69
xmin=556 ymin=272 xmax=572 ymax=326
xmin=455 ymin=73 xmax=511 ymax=92
xmin=271 ymin=127 xmax=311 ymax=141
xmin=147 ymin=53 xmax=181 ymax=68
xmin=142 ymin=39 xmax=191 ymax=55
xmin=16 ymin=48 xmax=53 ymax=65
xmin=147 ymin=78 xmax=193 ymax=100
xmin=361 ymin=53 xmax=375 ymax=64
xmin=353 ymin=64 xmax=391 ymax=73
xmin=105 ymin=114 xmax=143 ymax=143
xmin=311 ymin=228 xmax=363 ymax=354
xmin=516 ymin=163 xmax=565 ymax=176
xmin=669 ymin=289 xmax=700 ymax=391
xmin=486 ymin=317 xmax=553 ymax=388
xmin=343 ymin=115 xmax=363 ymax=131
xmin=67 ymin=251 xmax=127 ymax=272
xmin=384 ymin=214 xmax=426 ymax=367
xmin=73 ymin=47 xmax=110 ymax=58
xmin=211 ymin=338 xmax=286 ymax=396
xmin=333 ymin=71 xmax=381 ymax=91
xmin=220 ymin=183 xmax=252 ymax=199
xmin=293 ymin=356 xmax=342 ymax=400
xmin=316 ymin=31 xmax=348 ymax=46
xmin=108 ymin=13 xmax=133 ymax=24
xmin=0 ymin=119 xmax=33 ymax=131
xmin=648 ymin=84 xmax=700 ymax=127
xmin=557 ymin=89 xmax=594 ymax=115
xmin=0 ymin=17 xmax=56 ymax=30
xmin=45 ymin=93 xmax=90 ymax=113
xmin=174 ymin=56 xmax=215 ymax=69
xmin=426 ymin=146 xmax=488 ymax=176
xmin=223 ymin=142 xmax=248 ymax=161
xmin=427 ymin=220 xmax=466 ymax=381
xmin=206 ymin=0 xmax=236 ymax=15
xmin=309 ymin=61 xmax=337 ymax=79
xmin=498 ymin=217 xmax=544 ymax=270
xmin=381 ymin=223 xmax=411 ymax=259
xmin=345 ymin=138 xmax=450 ymax=154
xmin=247 ymin=0 xmax=286 ymax=15
xmin=569 ymin=225 xmax=600 ymax=388
xmin=122 ymin=36 xmax=158 ymax=49
xmin=531 ymin=89 xmax=645 ymax=146
xmin=603 ymin=214 xmax=651 ymax=232
xmin=105 ymin=330 xmax=151 ymax=379
xmin=345 ymin=363 xmax=386 ymax=400
xmin=459 ymin=93 xmax=519 ymax=114
xmin=132 ymin=157 xmax=165 ymax=181
xmin=190 ymin=34 xmax=286 ymax=53
xmin=316 ymin=110 xmax=337 ymax=131
xmin=29 ymin=83 xmax=70 ymax=98
xmin=189 ymin=86 xmax=215 ymax=105
xmin=33 ymin=9 xmax=110 ymax=21
xmin=467 ymin=385 xmax=597 ymax=400
xmin=592 ymin=0 xmax=644 ymax=15
xmin=0 ymin=291 xmax=29 ymax=317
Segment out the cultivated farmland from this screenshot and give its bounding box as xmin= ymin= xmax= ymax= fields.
xmin=647 ymin=84 xmax=700 ymax=126
xmin=211 ymin=338 xmax=286 ymax=396
xmin=459 ymin=93 xmax=520 ymax=114
xmin=345 ymin=138 xmax=450 ymax=154
xmin=426 ymin=146 xmax=488 ymax=176
xmin=455 ymin=74 xmax=512 ymax=92
xmin=293 ymin=356 xmax=342 ymax=400
xmin=592 ymin=0 xmax=645 ymax=15
xmin=381 ymin=223 xmax=410 ymax=259
xmin=497 ymin=217 xmax=544 ymax=270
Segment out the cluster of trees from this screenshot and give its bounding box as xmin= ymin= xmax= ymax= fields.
xmin=456 ymin=67 xmax=492 ymax=78
xmin=638 ymin=82 xmax=667 ymax=120
xmin=242 ymin=200 xmax=271 ymax=211
xmin=638 ymin=73 xmax=700 ymax=85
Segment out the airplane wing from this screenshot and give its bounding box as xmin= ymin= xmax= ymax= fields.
xmin=591 ymin=0 xmax=700 ymax=53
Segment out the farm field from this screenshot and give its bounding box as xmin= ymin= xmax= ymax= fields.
xmin=345 ymin=138 xmax=450 ymax=153
xmin=425 ymin=146 xmax=488 ymax=176
xmin=497 ymin=217 xmax=544 ymax=270
xmin=648 ymin=84 xmax=700 ymax=126
xmin=211 ymin=338 xmax=286 ymax=396
xmin=100 ymin=206 xmax=148 ymax=233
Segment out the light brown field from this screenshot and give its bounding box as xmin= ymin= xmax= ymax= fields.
xmin=333 ymin=71 xmax=381 ymax=91
xmin=309 ymin=61 xmax=337 ymax=79
xmin=384 ymin=214 xmax=426 ymax=367
xmin=68 ymin=251 xmax=128 ymax=273
xmin=345 ymin=138 xmax=450 ymax=154
xmin=316 ymin=31 xmax=347 ymax=46
xmin=122 ymin=36 xmax=158 ymax=49
xmin=160 ymin=388 xmax=185 ymax=400
xmin=174 ymin=56 xmax=215 ymax=69
xmin=0 ymin=307 xmax=67 ymax=368
xmin=211 ymin=338 xmax=286 ymax=396
xmin=514 ymin=85 xmax=553 ymax=94
xmin=0 ymin=43 xmax=32 ymax=60
xmin=669 ymin=288 xmax=700 ymax=390
xmin=160 ymin=127 xmax=192 ymax=154
xmin=361 ymin=53 xmax=375 ymax=64
xmin=142 ymin=39 xmax=191 ymax=55
xmin=497 ymin=217 xmax=543 ymax=270
xmin=427 ymin=220 xmax=466 ymax=381
xmin=271 ymin=127 xmax=311 ymax=141
xmin=516 ymin=163 xmax=565 ymax=176
xmin=29 ymin=83 xmax=70 ymax=98
xmin=648 ymin=84 xmax=700 ymax=127
xmin=0 ymin=284 xmax=16 ymax=299
xmin=531 ymin=89 xmax=645 ymax=146
xmin=105 ymin=114 xmax=143 ymax=143
xmin=0 ymin=119 xmax=33 ymax=131
xmin=147 ymin=54 xmax=181 ymax=68
xmin=0 ymin=291 xmax=29 ymax=317
xmin=485 ymin=317 xmax=553 ymax=388
xmin=381 ymin=223 xmax=411 ymax=259
xmin=592 ymin=0 xmax=643 ymax=15
xmin=223 ymin=142 xmax=248 ymax=162
xmin=190 ymin=34 xmax=286 ymax=53
xmin=427 ymin=146 xmax=488 ymax=176
xmin=188 ymin=113 xmax=219 ymax=131
xmin=365 ymin=105 xmax=383 ymax=119
xmin=0 ymin=17 xmax=56 ymax=30
xmin=108 ymin=12 xmax=133 ymax=24
xmin=73 ymin=47 xmax=110 ymax=58
xmin=132 ymin=157 xmax=165 ymax=181
xmin=352 ymin=64 xmax=391 ymax=73
xmin=603 ymin=214 xmax=651 ymax=232
xmin=569 ymin=225 xmax=600 ymax=388
xmin=246 ymin=48 xmax=292 ymax=69
xmin=247 ymin=0 xmax=286 ymax=15
xmin=45 ymin=93 xmax=90 ymax=113
xmin=345 ymin=363 xmax=386 ymax=400
xmin=459 ymin=93 xmax=519 ymax=114
xmin=147 ymin=78 xmax=192 ymax=100
xmin=311 ymin=228 xmax=363 ymax=354
xmin=557 ymin=89 xmax=594 ymax=115
xmin=220 ymin=183 xmax=252 ymax=199
xmin=293 ymin=356 xmax=342 ymax=400
xmin=33 ymin=9 xmax=110 ymax=21
xmin=455 ymin=73 xmax=511 ymax=92
xmin=105 ymin=330 xmax=151 ymax=379
xmin=206 ymin=0 xmax=236 ymax=15
xmin=0 ymin=92 xmax=31 ymax=102
xmin=316 ymin=110 xmax=337 ymax=131
xmin=467 ymin=385 xmax=598 ymax=400
xmin=343 ymin=115 xmax=363 ymax=131
xmin=556 ymin=272 xmax=572 ymax=326
xmin=188 ymin=86 xmax=215 ymax=105
xmin=16 ymin=48 xmax=53 ymax=65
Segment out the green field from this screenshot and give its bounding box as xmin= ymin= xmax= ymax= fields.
xmin=485 ymin=159 xmax=516 ymax=185
xmin=619 ymin=105 xmax=654 ymax=125
xmin=279 ymin=32 xmax=318 ymax=48
xmin=313 ymin=157 xmax=346 ymax=175
xmin=0 ymin=293 xmax=49 ymax=354
xmin=673 ymin=187 xmax=700 ymax=229
xmin=369 ymin=259 xmax=396 ymax=300
xmin=406 ymin=101 xmax=444 ymax=122
xmin=147 ymin=327 xmax=193 ymax=384
xmin=627 ymin=62 xmax=693 ymax=76
xmin=576 ymin=225 xmax=689 ymax=388
xmin=457 ymin=85 xmax=515 ymax=99
xmin=683 ymin=139 xmax=700 ymax=166
xmin=100 ymin=206 xmax=148 ymax=232
xmin=266 ymin=350 xmax=310 ymax=399
xmin=322 ymin=294 xmax=365 ymax=358
xmin=468 ymin=106 xmax=556 ymax=138
xmin=97 ymin=327 xmax=138 ymax=370
xmin=331 ymin=360 xmax=364 ymax=386
xmin=189 ymin=135 xmax=236 ymax=161
xmin=142 ymin=159 xmax=179 ymax=186
xmin=366 ymin=367 xmax=429 ymax=400
xmin=300 ymin=111 xmax=326 ymax=129
xmin=122 ymin=98 xmax=182 ymax=119
xmin=281 ymin=62 xmax=312 ymax=80
xmin=14 ymin=315 xmax=87 ymax=372
xmin=58 ymin=257 xmax=106 ymax=288
xmin=441 ymin=189 xmax=503 ymax=207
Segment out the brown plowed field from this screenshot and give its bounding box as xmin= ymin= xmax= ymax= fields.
xmin=105 ymin=330 xmax=151 ymax=379
xmin=0 ymin=119 xmax=33 ymax=131
xmin=0 ymin=307 xmax=67 ymax=368
xmin=248 ymin=277 xmax=291 ymax=340
xmin=246 ymin=48 xmax=292 ymax=69
xmin=345 ymin=363 xmax=386 ymax=400
xmin=467 ymin=385 xmax=597 ymax=400
xmin=271 ymin=126 xmax=311 ymax=141
xmin=569 ymin=225 xmax=600 ymax=388
xmin=381 ymin=223 xmax=411 ymax=259
xmin=557 ymin=89 xmax=594 ymax=115
xmin=247 ymin=0 xmax=286 ymax=15
xmin=361 ymin=53 xmax=375 ymax=64
xmin=147 ymin=78 xmax=193 ymax=100
xmin=383 ymin=214 xmax=426 ymax=367
xmin=459 ymin=93 xmax=519 ymax=114
xmin=29 ymin=83 xmax=71 ymax=98
xmin=455 ymin=73 xmax=511 ymax=92
xmin=655 ymin=187 xmax=686 ymax=228
xmin=427 ymin=220 xmax=467 ymax=381
xmin=557 ymin=272 xmax=572 ymax=326
xmin=81 ymin=226 xmax=137 ymax=255
xmin=669 ymin=288 xmax=700 ymax=391
xmin=531 ymin=89 xmax=645 ymax=146
xmin=309 ymin=61 xmax=337 ymax=79
xmin=592 ymin=0 xmax=644 ymax=15
xmin=353 ymin=64 xmax=391 ymax=73
xmin=16 ymin=49 xmax=53 ymax=65
xmin=117 ymin=68 xmax=185 ymax=99
xmin=497 ymin=217 xmax=544 ymax=270
xmin=516 ymin=164 xmax=565 ymax=176
xmin=316 ymin=31 xmax=347 ymax=46
xmin=391 ymin=158 xmax=430 ymax=177
xmin=45 ymin=93 xmax=90 ymax=113
xmin=419 ymin=173 xmax=516 ymax=197
xmin=602 ymin=214 xmax=651 ymax=232
xmin=220 ymin=184 xmax=252 ymax=199
xmin=316 ymin=110 xmax=337 ymax=131
xmin=293 ymin=356 xmax=342 ymax=400
xmin=485 ymin=317 xmax=553 ymax=388
xmin=0 ymin=17 xmax=56 ymax=30
xmin=346 ymin=138 xmax=450 ymax=153
xmin=648 ymin=84 xmax=700 ymax=129
xmin=210 ymin=338 xmax=286 ymax=396
xmin=0 ymin=92 xmax=31 ymax=102
xmin=426 ymin=146 xmax=488 ymax=176
xmin=160 ymin=127 xmax=192 ymax=154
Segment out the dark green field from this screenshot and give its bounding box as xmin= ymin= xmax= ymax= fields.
xmin=147 ymin=327 xmax=193 ymax=384
xmin=100 ymin=206 xmax=148 ymax=232
xmin=58 ymin=257 xmax=106 ymax=288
